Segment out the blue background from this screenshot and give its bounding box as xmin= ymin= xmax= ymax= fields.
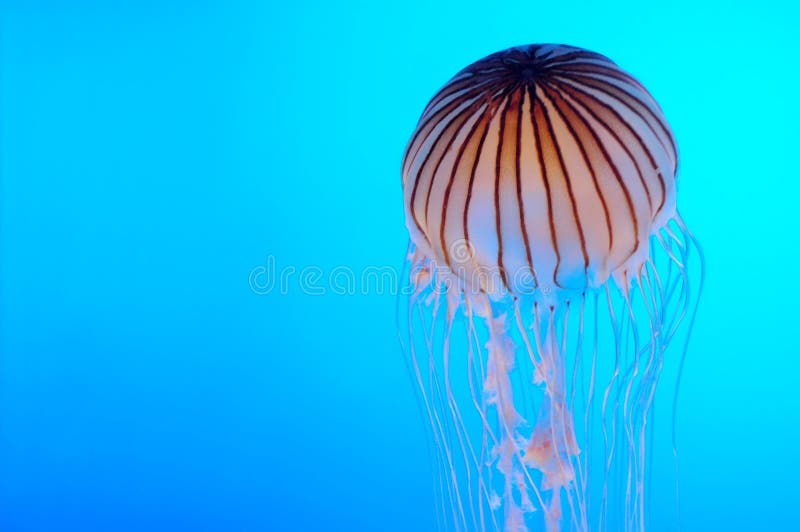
xmin=1 ymin=1 xmax=798 ymax=530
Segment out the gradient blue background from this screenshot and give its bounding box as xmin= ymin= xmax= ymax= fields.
xmin=1 ymin=1 xmax=798 ymax=530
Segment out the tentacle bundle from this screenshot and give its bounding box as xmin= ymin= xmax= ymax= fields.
xmin=398 ymin=217 xmax=703 ymax=532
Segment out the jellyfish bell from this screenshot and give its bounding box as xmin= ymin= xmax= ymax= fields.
xmin=403 ymin=43 xmax=679 ymax=299
xmin=400 ymin=43 xmax=703 ymax=532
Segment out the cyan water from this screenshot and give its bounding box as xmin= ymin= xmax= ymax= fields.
xmin=1 ymin=1 xmax=797 ymax=530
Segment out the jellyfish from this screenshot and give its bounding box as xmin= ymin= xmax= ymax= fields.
xmin=399 ymin=44 xmax=703 ymax=532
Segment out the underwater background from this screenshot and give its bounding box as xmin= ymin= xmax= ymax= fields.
xmin=1 ymin=1 xmax=798 ymax=530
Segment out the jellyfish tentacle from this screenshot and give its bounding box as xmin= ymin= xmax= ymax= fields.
xmin=408 ymin=263 xmax=469 ymax=532
xmin=669 ymin=214 xmax=706 ymax=531
xmin=442 ymin=304 xmax=481 ymax=532
xmin=401 ymin=251 xmax=447 ymax=532
xmin=465 ymin=301 xmax=504 ymax=532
